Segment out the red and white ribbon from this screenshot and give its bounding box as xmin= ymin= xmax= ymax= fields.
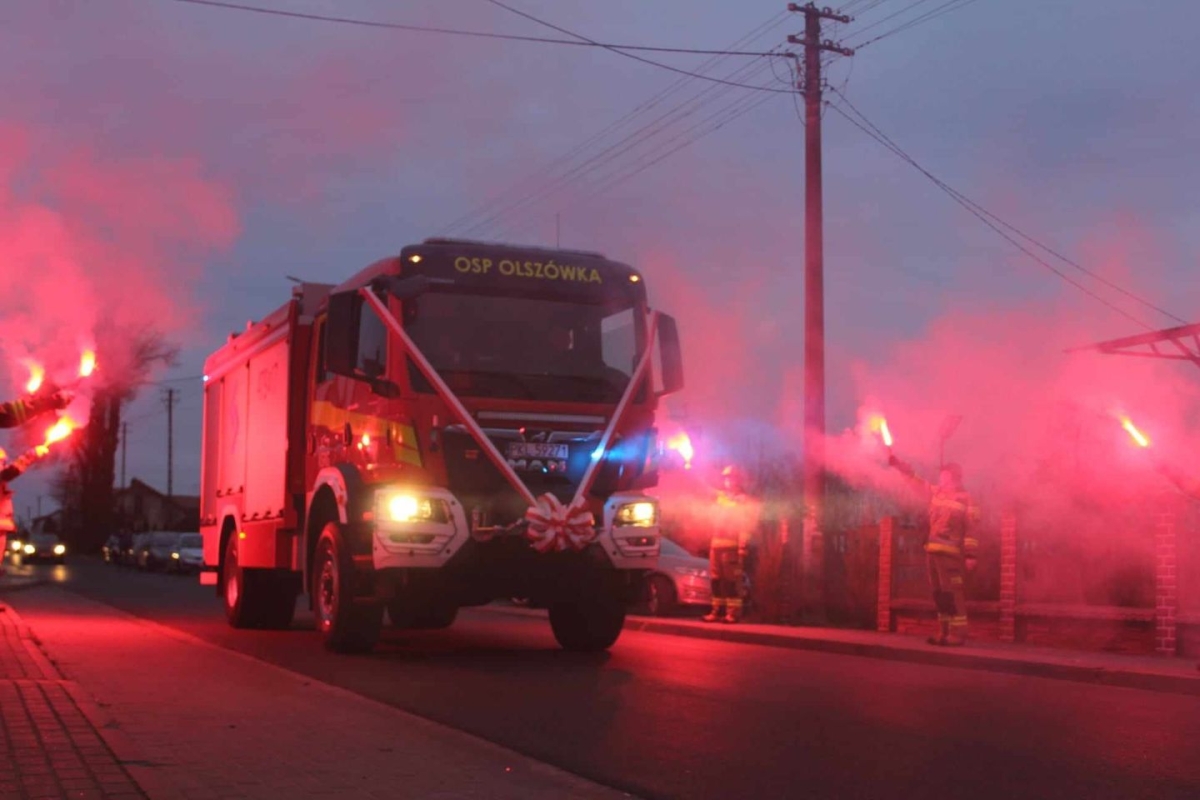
xmin=524 ymin=493 xmax=596 ymax=553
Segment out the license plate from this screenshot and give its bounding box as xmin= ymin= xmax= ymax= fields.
xmin=506 ymin=442 xmax=569 ymax=460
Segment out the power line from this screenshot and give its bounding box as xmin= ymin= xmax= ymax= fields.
xmin=462 ymin=54 xmax=783 ymax=238
xmin=141 ymin=374 xmax=204 ymax=386
xmin=828 ymin=88 xmax=1185 ymax=324
xmin=498 ymin=77 xmax=779 ymax=240
xmin=825 ymin=89 xmax=1181 ymax=329
xmin=478 ymin=0 xmax=796 ymax=94
xmin=453 ymin=49 xmax=784 ymax=236
xmin=167 ymin=0 xmax=793 ymax=93
xmin=557 ymin=92 xmax=778 ymax=214
xmin=841 ymin=0 xmax=936 ymax=39
xmin=440 ymin=12 xmax=791 ymax=236
xmin=850 ymin=0 xmax=986 ymax=49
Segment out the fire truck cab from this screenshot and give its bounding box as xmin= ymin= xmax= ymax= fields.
xmin=199 ymin=238 xmax=683 ymax=653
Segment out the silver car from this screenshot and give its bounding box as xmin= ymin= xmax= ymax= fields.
xmin=643 ymin=538 xmax=713 ymax=616
xmin=169 ymin=533 xmax=203 ymax=573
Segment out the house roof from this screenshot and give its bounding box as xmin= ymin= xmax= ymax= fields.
xmin=117 ymin=478 xmax=199 ymax=514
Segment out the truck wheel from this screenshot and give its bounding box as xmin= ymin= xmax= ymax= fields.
xmin=313 ymin=522 xmax=382 ymax=653
xmin=223 ymin=535 xmax=297 ymax=630
xmin=645 ymin=575 xmax=677 ymax=617
xmin=548 ymin=595 xmax=626 ymax=652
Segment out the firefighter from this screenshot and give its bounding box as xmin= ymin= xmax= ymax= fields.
xmin=703 ymin=465 xmax=758 ymax=624
xmin=889 ymin=455 xmax=979 ymax=646
xmin=0 ymin=445 xmax=50 ymax=576
xmin=0 ymin=387 xmax=72 ymax=428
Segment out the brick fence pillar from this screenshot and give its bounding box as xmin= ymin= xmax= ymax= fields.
xmin=877 ymin=516 xmax=894 ymax=632
xmin=1155 ymin=502 xmax=1179 ymax=656
xmin=999 ymin=512 xmax=1017 ymax=643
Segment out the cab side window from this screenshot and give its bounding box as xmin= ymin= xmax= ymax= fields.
xmin=357 ymin=304 xmax=387 ymax=379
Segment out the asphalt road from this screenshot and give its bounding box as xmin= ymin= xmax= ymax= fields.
xmin=11 ymin=557 xmax=1200 ymax=800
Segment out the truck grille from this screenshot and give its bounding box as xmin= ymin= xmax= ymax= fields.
xmin=442 ymin=427 xmax=625 ymax=527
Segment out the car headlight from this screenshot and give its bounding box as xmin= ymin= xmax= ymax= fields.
xmin=615 ymin=500 xmax=658 ymax=527
xmin=53 ymin=544 xmax=66 ymax=555
xmin=375 ymin=490 xmax=449 ymax=524
xmin=23 ymin=544 xmax=35 ymax=555
xmin=171 ymin=552 xmax=180 ymax=559
xmin=10 ymin=540 xmax=21 ymax=551
xmin=673 ymin=566 xmax=708 ymax=578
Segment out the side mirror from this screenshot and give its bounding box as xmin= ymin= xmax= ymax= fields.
xmin=325 ymin=291 xmax=360 ymax=378
xmin=656 ymin=313 xmax=684 ymax=395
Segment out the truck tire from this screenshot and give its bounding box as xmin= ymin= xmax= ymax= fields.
xmin=389 ymin=601 xmax=458 ymax=630
xmin=313 ymin=522 xmax=382 ymax=653
xmin=223 ymin=535 xmax=297 ymax=630
xmin=548 ymin=595 xmax=626 ymax=652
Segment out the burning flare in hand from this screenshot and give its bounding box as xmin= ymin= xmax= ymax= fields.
xmin=79 ymin=350 xmax=97 ymax=379
xmin=1121 ymin=417 xmax=1150 ymax=448
xmin=666 ymin=432 xmax=695 ymax=469
xmin=44 ymin=418 xmax=77 ymax=448
xmin=26 ymin=362 xmax=45 ymax=394
xmin=868 ymin=414 xmax=894 ymax=448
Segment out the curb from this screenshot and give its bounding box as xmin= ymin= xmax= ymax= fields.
xmin=478 ymin=605 xmax=1200 ymax=697
xmin=1 ymin=602 xmax=184 ymax=800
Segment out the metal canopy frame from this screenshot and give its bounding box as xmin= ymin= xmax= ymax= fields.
xmin=1070 ymin=321 xmax=1200 ymax=369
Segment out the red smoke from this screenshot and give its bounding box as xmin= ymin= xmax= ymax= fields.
xmin=0 ymin=124 xmax=238 ymax=399
xmin=827 ymin=299 xmax=1199 ymax=519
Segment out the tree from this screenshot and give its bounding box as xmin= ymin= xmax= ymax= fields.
xmin=61 ymin=328 xmax=178 ymax=552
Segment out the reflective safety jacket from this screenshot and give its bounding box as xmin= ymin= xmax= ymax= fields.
xmin=925 ymin=485 xmax=978 ymax=558
xmin=0 ymin=397 xmax=52 ymax=428
xmin=0 ymin=449 xmax=43 ymax=533
xmin=0 ymin=485 xmax=13 ymax=533
xmin=710 ymin=489 xmax=760 ymax=550
xmin=895 ymin=463 xmax=979 ymax=558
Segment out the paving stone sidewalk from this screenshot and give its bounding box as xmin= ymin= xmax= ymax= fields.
xmin=5 ymin=588 xmax=631 ymax=800
xmin=0 ymin=603 xmax=145 ymax=800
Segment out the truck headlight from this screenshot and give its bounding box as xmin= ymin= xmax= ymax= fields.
xmin=615 ymin=500 xmax=657 ymax=527
xmin=53 ymin=544 xmax=66 ymax=555
xmin=376 ymin=490 xmax=449 ymax=524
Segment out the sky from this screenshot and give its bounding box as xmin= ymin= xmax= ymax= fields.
xmin=2 ymin=0 xmax=1199 ymax=519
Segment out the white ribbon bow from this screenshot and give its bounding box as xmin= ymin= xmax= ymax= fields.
xmin=524 ymin=493 xmax=596 ymax=553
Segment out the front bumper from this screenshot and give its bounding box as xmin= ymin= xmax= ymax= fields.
xmin=370 ymin=489 xmax=661 ymax=573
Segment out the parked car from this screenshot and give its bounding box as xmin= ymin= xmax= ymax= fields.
xmin=642 ymin=538 xmax=712 ymax=616
xmin=102 ymin=533 xmax=133 ymax=564
xmin=137 ymin=532 xmax=181 ymax=571
xmin=168 ymin=533 xmax=203 ymax=574
xmin=20 ymin=533 xmax=66 ymax=565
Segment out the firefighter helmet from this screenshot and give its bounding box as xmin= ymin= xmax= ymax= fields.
xmin=721 ymin=464 xmax=746 ymax=492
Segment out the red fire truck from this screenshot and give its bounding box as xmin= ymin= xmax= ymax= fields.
xmin=198 ymin=238 xmax=683 ymax=653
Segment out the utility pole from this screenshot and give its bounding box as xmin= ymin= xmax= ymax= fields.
xmin=120 ymin=421 xmax=128 ymax=490
xmin=162 ymin=389 xmax=177 ymax=500
xmin=788 ymin=2 xmax=852 ymax=621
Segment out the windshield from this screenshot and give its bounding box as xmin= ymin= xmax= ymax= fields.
xmin=152 ymin=533 xmax=179 ymax=546
xmin=404 ymin=291 xmax=642 ymax=404
xmin=179 ymin=535 xmax=202 ymax=548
